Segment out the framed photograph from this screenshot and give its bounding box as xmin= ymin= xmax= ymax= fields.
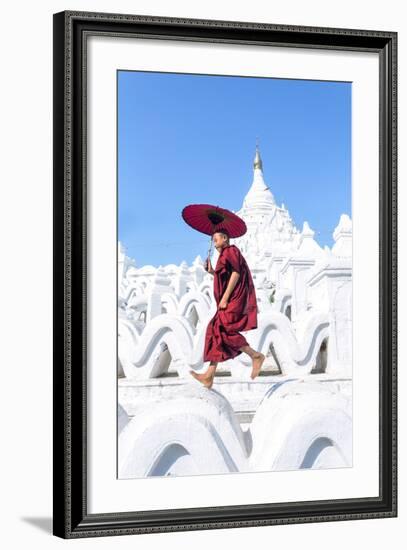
xmin=53 ymin=10 xmax=397 ymax=539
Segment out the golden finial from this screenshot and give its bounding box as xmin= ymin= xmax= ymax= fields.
xmin=254 ymin=138 xmax=263 ymax=170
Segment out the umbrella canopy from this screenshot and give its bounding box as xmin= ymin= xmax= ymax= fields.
xmin=181 ymin=204 xmax=247 ymax=238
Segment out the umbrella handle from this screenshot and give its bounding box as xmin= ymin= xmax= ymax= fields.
xmin=207 ymin=236 xmax=213 ymax=261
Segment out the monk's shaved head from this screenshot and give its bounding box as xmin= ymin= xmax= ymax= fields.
xmin=212 ymin=230 xmax=230 ymax=249
xmin=213 ymin=229 xmax=229 ymax=243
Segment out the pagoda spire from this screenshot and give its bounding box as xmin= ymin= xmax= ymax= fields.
xmin=242 ymin=141 xmax=275 ymax=209
xmin=254 ymin=138 xmax=263 ymax=170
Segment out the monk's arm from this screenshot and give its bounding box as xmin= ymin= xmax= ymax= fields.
xmin=222 ymin=271 xmax=240 ymax=302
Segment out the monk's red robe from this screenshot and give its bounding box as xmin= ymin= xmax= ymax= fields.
xmin=203 ymin=244 xmax=258 ymax=363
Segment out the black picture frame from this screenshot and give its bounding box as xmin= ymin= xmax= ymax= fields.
xmin=53 ymin=10 xmax=397 ymax=539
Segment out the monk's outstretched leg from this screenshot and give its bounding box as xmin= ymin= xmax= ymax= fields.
xmin=239 ymin=345 xmax=265 ymax=380
xmin=190 ymin=362 xmax=218 ymax=389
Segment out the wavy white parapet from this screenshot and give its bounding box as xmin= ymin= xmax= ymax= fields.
xmin=118 ymin=384 xmax=248 ymax=478
xmin=118 ymin=308 xmax=332 ymax=380
xmin=249 ymin=379 xmax=352 ymax=470
xmin=118 ymin=378 xmax=352 ymax=478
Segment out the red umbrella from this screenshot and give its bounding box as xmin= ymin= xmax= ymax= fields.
xmin=182 ymin=203 xmax=247 ymax=260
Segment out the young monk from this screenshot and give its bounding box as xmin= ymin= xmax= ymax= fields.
xmin=190 ymin=229 xmax=265 ymax=388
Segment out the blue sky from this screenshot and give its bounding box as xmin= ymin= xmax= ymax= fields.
xmin=118 ymin=70 xmax=351 ymax=267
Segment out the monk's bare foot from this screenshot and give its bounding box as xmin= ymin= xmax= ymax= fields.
xmin=190 ymin=370 xmax=215 ymax=389
xmin=250 ymin=353 xmax=265 ymax=380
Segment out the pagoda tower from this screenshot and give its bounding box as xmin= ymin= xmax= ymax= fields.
xmin=233 ymin=144 xmax=301 ymax=260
